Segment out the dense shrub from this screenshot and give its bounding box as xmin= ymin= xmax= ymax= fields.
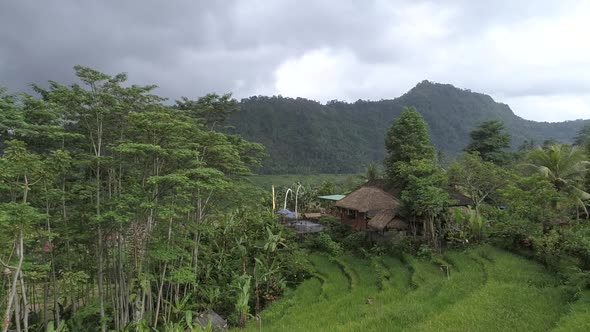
xmin=387 ymin=235 xmax=425 ymax=255
xmin=341 ymin=231 xmax=371 ymax=252
xmin=318 ymin=215 xmax=352 ymax=241
xmin=303 ymin=233 xmax=343 ymax=256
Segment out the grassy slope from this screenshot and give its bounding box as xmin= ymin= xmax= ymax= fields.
xmin=240 ymin=246 xmax=590 ymax=332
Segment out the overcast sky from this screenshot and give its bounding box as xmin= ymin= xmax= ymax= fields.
xmin=1 ymin=1 xmax=590 ymax=122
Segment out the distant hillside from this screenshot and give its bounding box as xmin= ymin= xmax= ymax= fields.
xmin=228 ymin=81 xmax=590 ymax=174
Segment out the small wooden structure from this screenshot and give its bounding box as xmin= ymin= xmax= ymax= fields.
xmin=333 ymin=181 xmax=471 ymax=235
xmin=318 ymin=194 xmax=346 ymax=201
xmin=334 ymin=186 xmax=401 ymax=230
xmin=318 ymin=194 xmax=346 ymax=213
xmin=303 ymin=212 xmax=322 ymax=220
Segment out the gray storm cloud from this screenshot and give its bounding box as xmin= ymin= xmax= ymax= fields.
xmin=1 ymin=0 xmax=590 ymax=121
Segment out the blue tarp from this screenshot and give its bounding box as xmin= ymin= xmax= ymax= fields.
xmin=277 ymin=208 xmax=298 ymax=219
xmin=277 ymin=208 xmax=292 ymax=215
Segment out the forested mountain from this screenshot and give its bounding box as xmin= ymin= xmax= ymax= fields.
xmin=228 ymin=81 xmax=590 ymax=174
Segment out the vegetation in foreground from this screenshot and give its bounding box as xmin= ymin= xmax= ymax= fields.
xmin=242 ymin=108 xmax=590 ymax=332
xmin=242 ymin=246 xmax=590 ymax=332
xmin=0 ymin=68 xmax=309 ymax=331
xmin=1 ymin=67 xmax=590 ymax=331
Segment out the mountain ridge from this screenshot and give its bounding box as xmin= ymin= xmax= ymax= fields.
xmin=228 ymin=81 xmax=590 ymax=174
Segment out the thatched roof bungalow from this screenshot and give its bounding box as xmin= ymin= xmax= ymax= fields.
xmin=334 ymin=180 xmax=471 ymax=233
xmin=334 ymin=186 xmax=401 ymax=230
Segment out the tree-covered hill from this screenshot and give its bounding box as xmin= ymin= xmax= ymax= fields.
xmin=228 ymin=81 xmax=590 ymax=174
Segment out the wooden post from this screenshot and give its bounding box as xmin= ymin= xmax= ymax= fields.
xmin=272 ymin=185 xmax=276 ymax=211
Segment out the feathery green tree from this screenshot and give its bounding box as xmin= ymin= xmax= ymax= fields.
xmin=465 ymin=120 xmax=511 ymax=165
xmin=0 ymin=67 xmax=301 ymax=331
xmin=384 ymin=106 xmax=435 ymax=185
xmin=397 ymin=159 xmax=449 ymax=246
xmin=384 ymin=107 xmax=448 ymax=247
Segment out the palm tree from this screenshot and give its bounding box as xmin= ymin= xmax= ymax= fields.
xmin=524 ymin=144 xmax=590 ymax=218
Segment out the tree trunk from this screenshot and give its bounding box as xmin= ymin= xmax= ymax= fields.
xmin=43 ymin=284 xmax=48 ymax=329
xmin=2 ymin=232 xmax=25 ymax=332
xmin=153 ymin=217 xmax=173 ymax=328
xmin=46 ymin=198 xmax=60 ymax=328
xmin=19 ymin=269 xmax=29 ymax=332
xmin=97 ymin=226 xmax=106 ymax=332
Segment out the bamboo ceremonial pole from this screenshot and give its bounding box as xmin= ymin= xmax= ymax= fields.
xmin=272 ymin=185 xmax=276 ymax=211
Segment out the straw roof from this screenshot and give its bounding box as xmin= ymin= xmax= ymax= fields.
xmin=335 ymin=186 xmax=401 ymax=213
xmin=368 ymin=209 xmax=396 ymax=231
xmin=367 ymin=209 xmax=408 ymax=231
xmin=388 ymin=218 xmax=409 ymax=230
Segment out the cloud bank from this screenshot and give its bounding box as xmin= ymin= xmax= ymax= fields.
xmin=1 ymin=0 xmax=590 ymax=121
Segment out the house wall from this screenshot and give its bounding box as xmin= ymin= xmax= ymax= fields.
xmin=338 ymin=208 xmax=368 ymax=231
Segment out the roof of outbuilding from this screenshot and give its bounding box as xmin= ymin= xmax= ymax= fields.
xmin=318 ymin=194 xmax=346 ymax=201
xmin=335 ymin=186 xmax=401 ymax=213
xmin=367 ymin=209 xmax=408 ymax=231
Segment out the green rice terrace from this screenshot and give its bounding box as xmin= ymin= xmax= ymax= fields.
xmin=241 ymin=246 xmax=590 ymax=332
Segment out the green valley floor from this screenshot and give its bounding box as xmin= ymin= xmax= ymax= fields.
xmin=241 ymin=246 xmax=590 ymax=332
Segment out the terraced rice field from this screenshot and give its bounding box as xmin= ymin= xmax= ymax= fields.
xmin=241 ymin=246 xmax=590 ymax=331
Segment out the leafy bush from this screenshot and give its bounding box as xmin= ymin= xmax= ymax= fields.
xmin=304 ymin=233 xmax=343 ymax=256
xmin=318 ymin=215 xmax=352 ymax=241
xmin=487 ymin=216 xmax=541 ymax=248
xmin=559 ymin=221 xmax=590 ymax=268
xmin=533 ymin=229 xmax=563 ymax=263
xmin=562 ymin=266 xmax=590 ymax=300
xmin=387 ymin=235 xmax=424 ymax=255
xmin=66 ymin=301 xmax=102 ymax=332
xmin=341 ymin=231 xmax=371 ymax=252
xmin=283 ymin=249 xmax=314 ymax=283
xmin=417 ymin=244 xmax=434 ymax=260
xmin=369 ymin=244 xmax=387 ymax=256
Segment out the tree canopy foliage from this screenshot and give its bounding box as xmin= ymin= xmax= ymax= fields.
xmin=448 ymin=153 xmax=509 ymax=213
xmin=523 ymin=144 xmax=590 ymax=217
xmin=2 ymin=67 xmax=590 ymax=331
xmin=384 ymin=107 xmax=435 ymax=183
xmin=465 ymin=120 xmax=511 ymax=165
xmin=574 ymin=124 xmax=590 ymax=146
xmin=383 ymin=107 xmax=448 ymax=247
xmin=385 ymin=107 xmax=436 ymax=164
xmin=0 ymin=67 xmax=308 ymax=331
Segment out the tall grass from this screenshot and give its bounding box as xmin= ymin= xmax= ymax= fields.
xmin=240 ymin=246 xmax=588 ymax=331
